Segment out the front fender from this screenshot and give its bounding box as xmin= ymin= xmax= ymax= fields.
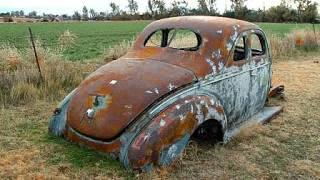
xmin=122 ymin=95 xmax=227 ymax=171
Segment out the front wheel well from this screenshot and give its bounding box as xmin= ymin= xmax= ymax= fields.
xmin=191 ymin=119 xmax=224 ymax=144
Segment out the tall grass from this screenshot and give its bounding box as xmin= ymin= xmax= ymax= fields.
xmin=104 ymin=38 xmax=134 ymax=62
xmin=269 ymin=30 xmax=319 ymax=58
xmin=0 ymin=42 xmax=97 ymax=106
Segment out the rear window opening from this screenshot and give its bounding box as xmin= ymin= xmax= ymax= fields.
xmin=145 ymin=28 xmax=201 ymax=51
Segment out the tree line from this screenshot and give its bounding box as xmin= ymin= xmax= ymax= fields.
xmin=1 ymin=0 xmax=319 ymax=23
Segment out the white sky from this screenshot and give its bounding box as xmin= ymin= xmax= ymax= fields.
xmin=0 ymin=0 xmax=319 ymax=15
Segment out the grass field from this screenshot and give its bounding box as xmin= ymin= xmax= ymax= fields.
xmin=0 ymin=21 xmax=319 ymax=60
xmin=0 ymin=21 xmax=150 ymax=61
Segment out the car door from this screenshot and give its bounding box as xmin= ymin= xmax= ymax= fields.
xmin=220 ymin=32 xmax=252 ymax=128
xmin=248 ymin=30 xmax=272 ymax=114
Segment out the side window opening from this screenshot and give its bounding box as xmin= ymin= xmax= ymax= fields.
xmin=167 ymin=29 xmax=200 ymax=51
xmin=145 ymin=30 xmax=163 ymax=47
xmin=233 ymin=35 xmax=247 ymax=61
xmin=251 ymin=33 xmax=266 ymax=57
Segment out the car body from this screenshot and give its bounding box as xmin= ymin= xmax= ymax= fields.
xmin=49 ymin=16 xmax=282 ymax=171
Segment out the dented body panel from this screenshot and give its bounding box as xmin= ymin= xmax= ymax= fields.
xmin=49 ymin=16 xmax=280 ymax=171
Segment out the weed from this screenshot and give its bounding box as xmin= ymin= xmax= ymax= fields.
xmin=104 ymin=38 xmax=134 ymax=62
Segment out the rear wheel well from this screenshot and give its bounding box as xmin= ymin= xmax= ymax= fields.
xmin=191 ymin=119 xmax=224 ymax=144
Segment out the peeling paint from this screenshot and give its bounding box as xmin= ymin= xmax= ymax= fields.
xmin=160 ymin=119 xmax=166 ymax=127
xmin=168 ymin=83 xmax=176 ymax=91
xmin=109 ymin=80 xmax=118 ymax=85
xmin=86 ymin=108 xmax=95 ymax=119
xmin=216 ymin=29 xmax=223 ymax=34
xmin=146 ymin=90 xmax=153 ymax=94
xmin=212 ymin=49 xmax=222 ymax=59
xmin=154 ymin=88 xmax=159 ymax=94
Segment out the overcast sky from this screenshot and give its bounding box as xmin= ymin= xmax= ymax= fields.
xmin=0 ymin=0 xmax=319 ymax=15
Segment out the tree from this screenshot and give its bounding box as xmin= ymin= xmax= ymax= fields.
xmin=96 ymin=12 xmax=107 ymax=21
xmin=72 ymin=11 xmax=81 ymax=21
xmin=0 ymin=12 xmax=10 ymax=16
xmin=230 ymin=0 xmax=246 ymax=10
xmin=28 ymin=11 xmax=37 ymax=18
xmin=128 ymin=0 xmax=138 ymax=14
xmin=265 ymin=4 xmax=297 ymax=22
xmin=82 ymin=6 xmax=89 ymax=21
xmin=147 ymin=0 xmax=166 ymax=18
xmin=110 ymin=2 xmax=120 ymax=16
xmin=10 ymin=11 xmax=17 ymax=17
xmin=170 ymin=0 xmax=188 ymax=16
xmin=89 ymin=9 xmax=97 ymax=20
xmin=197 ymin=0 xmax=217 ymax=15
xmin=294 ymin=0 xmax=318 ymax=22
xmin=148 ymin=0 xmax=155 ymax=15
xmin=19 ymin=10 xmax=24 ymax=17
xmin=230 ymin=0 xmax=247 ymax=19
xmin=62 ymin=14 xmax=71 ymax=20
xmin=301 ymin=2 xmax=318 ymax=23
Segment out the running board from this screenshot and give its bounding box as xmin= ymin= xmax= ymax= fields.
xmin=223 ymin=106 xmax=283 ymax=142
xmin=251 ymin=106 xmax=283 ymax=124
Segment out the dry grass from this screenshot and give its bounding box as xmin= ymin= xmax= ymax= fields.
xmin=104 ymin=38 xmax=134 ymax=62
xmin=269 ymin=30 xmax=320 ymax=58
xmin=58 ymin=30 xmax=77 ymax=52
xmin=0 ymin=43 xmax=98 ymax=106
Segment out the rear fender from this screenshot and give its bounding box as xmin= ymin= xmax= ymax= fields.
xmin=49 ymin=89 xmax=77 ymax=136
xmin=123 ymin=94 xmax=227 ymax=171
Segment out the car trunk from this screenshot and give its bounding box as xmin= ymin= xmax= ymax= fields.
xmin=67 ymin=59 xmax=196 ymax=141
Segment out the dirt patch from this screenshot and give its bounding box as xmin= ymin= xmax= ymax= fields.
xmin=0 ymin=148 xmax=69 ymax=179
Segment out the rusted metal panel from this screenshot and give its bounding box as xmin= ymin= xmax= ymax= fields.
xmin=67 ymin=59 xmax=196 ymax=140
xmin=49 ymin=16 xmax=283 ymax=172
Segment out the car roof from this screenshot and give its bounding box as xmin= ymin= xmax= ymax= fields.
xmin=128 ymin=16 xmax=264 ymax=78
xmin=143 ymin=16 xmax=259 ymax=35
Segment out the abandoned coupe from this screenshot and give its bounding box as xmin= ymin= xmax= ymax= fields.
xmin=49 ymin=16 xmax=282 ymax=171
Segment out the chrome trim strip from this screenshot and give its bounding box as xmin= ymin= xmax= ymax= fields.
xmin=69 ymin=127 xmax=115 ymax=145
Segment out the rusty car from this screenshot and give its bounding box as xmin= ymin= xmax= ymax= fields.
xmin=49 ymin=16 xmax=283 ymax=171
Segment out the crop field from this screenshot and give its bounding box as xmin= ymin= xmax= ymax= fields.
xmin=0 ymin=21 xmax=318 ymax=60
xmin=0 ymin=21 xmax=319 ymax=179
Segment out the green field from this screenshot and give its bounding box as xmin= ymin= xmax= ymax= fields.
xmin=0 ymin=21 xmax=318 ymax=60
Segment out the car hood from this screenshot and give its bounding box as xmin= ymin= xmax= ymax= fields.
xmin=67 ymin=59 xmax=196 ymax=140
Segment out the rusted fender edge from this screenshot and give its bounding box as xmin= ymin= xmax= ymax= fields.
xmin=49 ymin=88 xmax=78 ymax=136
xmin=119 ymin=91 xmax=227 ymax=171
